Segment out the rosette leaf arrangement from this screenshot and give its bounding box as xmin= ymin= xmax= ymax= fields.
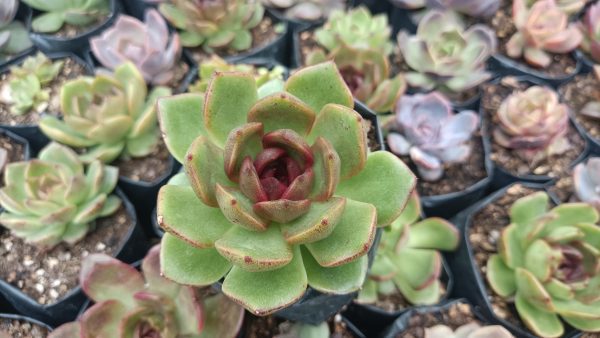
xmin=308 ymin=7 xmax=405 ymax=114
xmin=578 ymin=3 xmax=600 ymax=64
xmin=507 ymin=0 xmax=582 ymax=68
xmin=0 ymin=0 xmax=33 ymax=62
xmin=486 ymin=192 xmax=600 ymax=337
xmin=38 ymin=62 xmax=172 ymax=164
xmin=156 ymin=61 xmax=416 ymax=315
xmin=573 ymin=157 xmax=600 ymax=211
xmin=397 ymin=10 xmax=496 ymax=93
xmin=357 ymin=193 xmax=459 ymax=306
xmin=389 ymin=0 xmax=500 ymax=18
xmin=0 ymin=143 xmax=120 ymax=248
xmin=90 ymin=9 xmax=182 ymax=86
xmin=155 ymin=0 xmax=265 ymax=52
xmin=50 ymin=245 xmax=245 ymax=338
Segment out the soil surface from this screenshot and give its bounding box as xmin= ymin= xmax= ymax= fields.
xmin=392 ymin=302 xmax=479 ymax=338
xmin=481 ymin=1 xmax=577 ymax=77
xmin=481 ymin=77 xmax=585 ymax=181
xmin=560 ymin=72 xmax=600 ymax=142
xmin=188 ymin=17 xmax=280 ymax=64
xmin=52 ymin=14 xmax=110 ymax=38
xmin=469 ymin=184 xmax=545 ymax=331
xmin=242 ymin=314 xmax=355 ymax=338
xmin=112 ymin=138 xmax=172 ymax=183
xmin=0 ymin=317 xmax=48 ymax=338
xmin=164 ymin=59 xmax=190 ymax=93
xmin=0 ymin=134 xmax=25 ymax=185
xmin=298 ymin=29 xmax=322 ymax=66
xmin=0 ymin=205 xmax=134 ymax=305
xmin=363 ymin=118 xmax=381 ymax=152
xmin=0 ymin=57 xmax=87 ymax=126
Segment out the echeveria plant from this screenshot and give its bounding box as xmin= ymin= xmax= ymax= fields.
xmin=49 ymin=245 xmax=245 ymax=338
xmin=0 ymin=52 xmax=63 ymax=115
xmin=507 ymin=0 xmax=582 ymax=68
xmin=493 ymin=86 xmax=569 ymax=161
xmin=358 ymin=193 xmax=459 ymax=305
xmin=387 ymin=92 xmax=479 ymax=181
xmin=426 ymin=324 xmax=514 ymax=338
xmin=527 ymin=0 xmax=588 ymax=14
xmin=390 ymin=0 xmax=500 ymax=17
xmin=573 ymin=157 xmax=600 ymax=210
xmin=90 ymin=9 xmax=181 ymax=86
xmin=0 ymin=143 xmax=120 ymax=248
xmin=156 ymin=61 xmax=415 ymax=315
xmin=486 ymin=192 xmax=600 ymax=337
xmin=21 ymin=0 xmax=110 ymax=33
xmin=314 ymin=7 xmax=393 ymax=56
xmin=156 ymin=0 xmax=264 ymax=52
xmin=261 ymin=0 xmax=345 ymax=22
xmin=579 ymin=3 xmax=600 ymax=64
xmin=397 ymin=10 xmax=496 ymax=93
xmin=39 ymin=62 xmax=171 ymax=164
xmin=0 ymin=0 xmax=33 ymax=62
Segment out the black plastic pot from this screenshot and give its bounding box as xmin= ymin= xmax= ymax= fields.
xmin=266 ymin=7 xmax=326 ymax=35
xmin=237 ymin=315 xmax=366 ymax=338
xmin=575 ymin=50 xmax=597 ymax=74
xmin=0 ymin=127 xmax=31 ymax=163
xmin=351 ymin=0 xmax=394 ymax=15
xmin=381 ymin=299 xmax=487 ymax=338
xmin=0 ymin=313 xmax=53 ymax=334
xmin=447 ymin=182 xmax=581 ymax=338
xmin=0 ymin=50 xmax=94 ymax=153
xmin=25 ymin=0 xmax=123 ymax=55
xmin=0 ymin=2 xmax=35 ymax=70
xmin=121 ymin=0 xmax=156 ymax=20
xmin=389 ymin=6 xmax=419 ymax=37
xmin=0 ymin=189 xmax=148 ymax=327
xmin=489 ymin=52 xmax=582 ymax=88
xmin=344 ymin=258 xmax=454 ymax=338
xmin=481 ymin=75 xmax=589 ymax=191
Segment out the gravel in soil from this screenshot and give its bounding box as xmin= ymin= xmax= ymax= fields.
xmin=0 ymin=205 xmax=134 ymax=305
xmin=560 ymin=72 xmax=600 ymax=142
xmin=0 ymin=317 xmax=48 ymax=338
xmin=298 ymin=29 xmax=322 ymax=66
xmin=112 ymin=138 xmax=171 ymax=183
xmin=188 ymin=17 xmax=280 ymax=64
xmin=481 ymin=77 xmax=585 ymax=181
xmin=0 ymin=57 xmax=87 ymax=126
xmin=469 ymin=184 xmax=546 ymax=330
xmin=52 ymin=14 xmax=110 ymax=39
xmin=392 ymin=302 xmax=479 ymax=338
xmin=0 ymin=134 xmax=25 ymax=185
xmin=242 ymin=313 xmax=355 ymax=338
xmin=163 ymin=59 xmax=190 ymax=93
xmin=480 ymin=1 xmax=577 ymax=77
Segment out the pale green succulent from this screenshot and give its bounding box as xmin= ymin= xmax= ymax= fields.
xmin=21 ymin=0 xmax=110 ymax=33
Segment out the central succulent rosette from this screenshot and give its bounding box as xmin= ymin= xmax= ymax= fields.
xmin=156 ymin=62 xmax=415 ymax=315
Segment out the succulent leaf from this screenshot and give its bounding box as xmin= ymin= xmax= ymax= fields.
xmin=22 ymin=0 xmax=110 ymax=33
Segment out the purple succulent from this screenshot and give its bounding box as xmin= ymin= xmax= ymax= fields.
xmin=90 ymin=9 xmax=181 ymax=86
xmin=387 ymin=92 xmax=479 ymax=181
xmin=573 ymin=157 xmax=600 ymax=210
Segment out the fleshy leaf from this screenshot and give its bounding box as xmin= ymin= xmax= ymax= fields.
xmin=80 ymin=301 xmax=129 ymax=338
xmin=515 ymin=268 xmax=555 ymax=312
xmin=390 ymin=248 xmax=441 ymax=290
xmin=253 ymin=199 xmax=311 ymax=223
xmin=282 ymin=197 xmax=346 ymax=245
xmin=247 ymin=92 xmax=316 ymax=135
xmin=515 ymin=293 xmax=564 ymax=338
xmin=406 ymin=218 xmax=459 ymax=251
xmin=223 ymin=123 xmax=263 ymax=181
xmin=302 ymin=247 xmax=368 ymax=294
xmin=510 ymin=191 xmax=548 ymax=226
xmin=158 ymin=94 xmax=206 ymax=163
xmin=215 ymin=184 xmax=269 ymax=231
xmin=310 ymin=137 xmax=340 ymax=201
xmin=487 ymin=254 xmax=517 ymax=297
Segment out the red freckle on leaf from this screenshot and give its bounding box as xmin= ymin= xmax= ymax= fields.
xmin=280 ymin=93 xmax=286 ymax=99
xmin=363 ymin=243 xmax=369 ymax=252
xmin=187 ymin=154 xmax=193 ymax=161
xmin=236 ymin=130 xmax=243 ymax=136
xmin=356 ymin=117 xmax=362 ymax=122
xmin=321 ymin=219 xmax=328 ymax=226
xmin=231 ymin=199 xmax=237 ymax=206
xmin=328 ymin=154 xmax=334 ymax=160
xmin=244 ymin=256 xmax=252 ymax=263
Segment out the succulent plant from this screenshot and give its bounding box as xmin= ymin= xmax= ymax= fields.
xmin=507 ymin=0 xmax=582 ymax=68
xmin=21 ymin=0 xmax=110 ymax=33
xmin=90 ymin=9 xmax=181 ymax=86
xmin=49 ymin=245 xmax=245 ymax=338
xmin=0 ymin=52 xmax=63 ymax=115
xmin=390 ymin=0 xmax=500 ymax=17
xmin=527 ymin=0 xmax=588 ymax=14
xmin=156 ymin=61 xmax=416 ymax=315
xmin=425 ymin=323 xmax=514 ymax=338
xmin=156 ymin=0 xmax=265 ymax=52
xmin=573 ymin=157 xmax=600 ymax=211
xmin=0 ymin=0 xmax=33 ymax=62
xmin=274 ymin=321 xmax=330 ymax=338
xmin=261 ymin=0 xmax=345 ymax=22
xmin=38 ymin=62 xmax=172 ymax=164
xmin=578 ymin=2 xmax=600 ymax=64
xmin=486 ymin=192 xmax=600 ymax=337
xmin=189 ymin=55 xmax=285 ymax=96
xmin=397 ymin=10 xmax=496 ymax=93
xmin=580 ymin=66 xmax=600 ymax=119
xmin=357 ymin=193 xmax=459 ymax=305
xmin=493 ymin=86 xmax=570 ymax=162
xmin=386 ymin=92 xmax=479 ymax=181
xmin=314 ymin=6 xmax=393 ymax=56
xmin=0 ymin=142 xmax=120 ymax=248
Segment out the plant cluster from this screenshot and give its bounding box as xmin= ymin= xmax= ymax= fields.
xmin=261 ymin=0 xmax=345 ymax=22
xmin=0 ymin=0 xmax=32 ymax=62
xmin=486 ymin=192 xmax=600 ymax=337
xmin=579 ymin=3 xmax=600 ymax=64
xmin=90 ymin=9 xmax=182 ymax=86
xmin=425 ymin=323 xmax=514 ymax=338
xmin=358 ymin=193 xmax=459 ymax=305
xmin=0 ymin=52 xmax=63 ymax=116
xmin=387 ymin=92 xmax=479 ymax=181
xmin=0 ymin=143 xmax=120 ymax=248
xmin=50 ymin=245 xmax=245 ymax=338
xmin=39 ymin=62 xmax=171 ymax=164
xmin=156 ymin=61 xmax=415 ymax=315
xmin=389 ymin=0 xmax=500 ymax=17
xmin=21 ymin=0 xmax=110 ymax=33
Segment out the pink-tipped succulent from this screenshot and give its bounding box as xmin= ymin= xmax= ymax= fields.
xmin=390 ymin=0 xmax=500 ymax=17
xmin=493 ymin=86 xmax=570 ymax=161
xmin=387 ymin=92 xmax=479 ymax=181
xmin=579 ymin=3 xmax=600 ymax=64
xmin=573 ymin=157 xmax=600 ymax=211
xmin=50 ymin=245 xmax=245 ymax=338
xmin=156 ymin=61 xmax=416 ymax=315
xmin=507 ymin=0 xmax=583 ymax=68
xmin=90 ymin=9 xmax=181 ymax=86
xmin=528 ymin=0 xmax=588 ymax=15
